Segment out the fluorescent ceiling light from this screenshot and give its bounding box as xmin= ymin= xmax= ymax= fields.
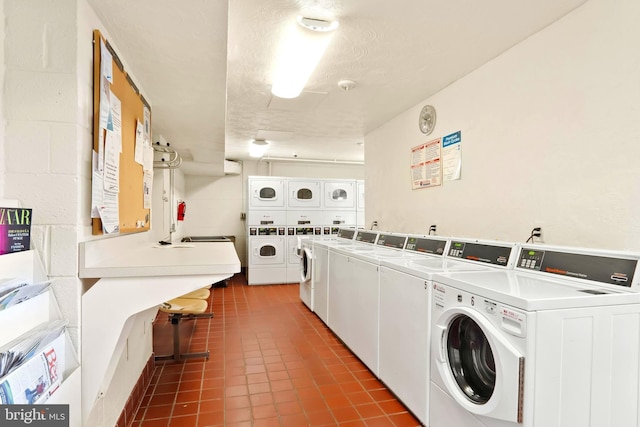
xmin=249 ymin=139 xmax=269 ymax=158
xmin=271 ymin=17 xmax=338 ymax=99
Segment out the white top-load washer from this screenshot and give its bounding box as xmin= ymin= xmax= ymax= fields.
xmin=310 ymin=227 xmax=359 ymax=323
xmin=327 ymin=231 xmax=420 ymax=377
xmin=429 ymin=244 xmax=640 ymax=427
xmin=326 ymin=229 xmax=382 ymax=370
xmin=377 ymin=237 xmax=518 ymax=424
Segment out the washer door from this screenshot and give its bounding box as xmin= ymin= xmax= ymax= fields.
xmin=433 ymin=307 xmax=525 ymax=423
xmin=300 ymin=247 xmax=313 ymax=283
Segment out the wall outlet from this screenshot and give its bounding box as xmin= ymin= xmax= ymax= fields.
xmin=532 ymin=225 xmax=543 ymax=242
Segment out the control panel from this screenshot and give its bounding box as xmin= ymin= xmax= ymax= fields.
xmin=405 ymin=237 xmax=447 ymax=255
xmin=376 ymin=234 xmax=407 ymax=249
xmin=447 ymin=241 xmax=514 ymax=267
xmin=517 ymin=247 xmax=638 ymax=287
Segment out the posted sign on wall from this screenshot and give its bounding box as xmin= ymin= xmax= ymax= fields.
xmin=411 ymin=138 xmax=442 ymax=190
xmin=442 ymin=131 xmax=462 ymax=181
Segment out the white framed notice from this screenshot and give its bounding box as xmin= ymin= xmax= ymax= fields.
xmin=442 ymin=131 xmax=462 ymax=181
xmin=411 ymin=138 xmax=442 ymax=190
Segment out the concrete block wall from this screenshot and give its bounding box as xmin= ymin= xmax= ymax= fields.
xmin=2 ymin=0 xmax=82 ymax=347
xmin=2 ymin=1 xmax=158 ymax=425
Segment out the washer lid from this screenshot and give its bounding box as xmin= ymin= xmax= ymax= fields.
xmin=433 ymin=270 xmax=640 ymax=311
xmin=380 ymin=256 xmax=492 ymax=280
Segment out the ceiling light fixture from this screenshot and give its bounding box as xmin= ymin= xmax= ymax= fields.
xmin=249 ymin=139 xmax=269 ymax=158
xmin=271 ymin=16 xmax=339 ymax=99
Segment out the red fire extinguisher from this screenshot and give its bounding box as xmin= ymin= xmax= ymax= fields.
xmin=177 ymin=201 xmax=186 ymax=221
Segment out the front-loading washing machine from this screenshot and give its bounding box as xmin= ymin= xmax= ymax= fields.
xmin=378 ymin=238 xmax=518 ymax=425
xmin=299 ymin=236 xmax=316 ymax=310
xmin=287 ymin=226 xmax=321 ymax=285
xmin=247 ymin=226 xmax=287 ymax=285
xmin=429 ymin=244 xmax=640 ymax=427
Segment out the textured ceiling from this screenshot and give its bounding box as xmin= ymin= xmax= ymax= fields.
xmin=87 ymin=0 xmax=587 ymax=174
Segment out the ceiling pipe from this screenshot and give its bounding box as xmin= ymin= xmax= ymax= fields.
xmin=262 ymin=156 xmax=363 ymax=165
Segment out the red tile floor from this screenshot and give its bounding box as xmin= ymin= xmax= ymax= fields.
xmin=132 ymin=273 xmax=421 ymax=427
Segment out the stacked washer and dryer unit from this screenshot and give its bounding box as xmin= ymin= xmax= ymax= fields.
xmin=247 ymin=176 xmax=362 ymax=287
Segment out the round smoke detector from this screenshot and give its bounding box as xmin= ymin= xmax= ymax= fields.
xmin=297 ymin=16 xmax=339 ymax=32
xmin=338 ymin=80 xmax=357 ymax=91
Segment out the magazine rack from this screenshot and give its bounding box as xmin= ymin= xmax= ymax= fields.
xmin=0 ymin=250 xmax=80 ymax=426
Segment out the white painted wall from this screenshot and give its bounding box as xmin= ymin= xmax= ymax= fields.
xmin=255 ymin=160 xmax=364 ymax=180
xmin=365 ymin=0 xmax=640 ymax=251
xmin=183 ymin=159 xmax=364 ymax=266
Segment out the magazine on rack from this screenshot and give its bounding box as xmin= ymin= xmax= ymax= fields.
xmin=0 ymin=278 xmax=30 ymax=299
xmin=0 ymin=331 xmax=66 ymax=404
xmin=0 ymin=207 xmax=32 ymax=255
xmin=0 ymin=320 xmax=66 ymax=378
xmin=0 ymin=278 xmax=51 ymax=311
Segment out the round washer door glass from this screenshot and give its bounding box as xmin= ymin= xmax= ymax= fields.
xmin=447 ymin=315 xmax=496 ymax=404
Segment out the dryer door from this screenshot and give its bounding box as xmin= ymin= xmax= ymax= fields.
xmin=323 ymin=181 xmax=355 ymax=209
xmin=433 ymin=307 xmax=525 ymax=423
xmin=288 ymin=180 xmax=321 ymax=209
xmin=250 ymin=238 xmax=285 ymax=265
xmin=249 ymin=179 xmax=285 ymax=209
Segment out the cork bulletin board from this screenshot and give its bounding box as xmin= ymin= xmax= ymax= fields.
xmin=92 ymin=29 xmax=151 ymax=235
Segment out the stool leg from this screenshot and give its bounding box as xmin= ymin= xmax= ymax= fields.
xmin=171 ymin=314 xmax=182 ymax=361
xmin=155 ymin=312 xmax=211 ymax=362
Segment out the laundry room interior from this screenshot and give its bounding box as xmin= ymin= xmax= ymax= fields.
xmin=1 ymin=0 xmax=639 ymax=426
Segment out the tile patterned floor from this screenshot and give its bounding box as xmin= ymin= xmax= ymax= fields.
xmin=132 ymin=273 xmax=421 ymax=427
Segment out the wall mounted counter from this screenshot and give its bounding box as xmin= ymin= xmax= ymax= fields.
xmin=79 ymin=238 xmax=241 ymax=423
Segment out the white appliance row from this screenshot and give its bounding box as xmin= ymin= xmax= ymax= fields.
xmin=247 ymin=176 xmax=364 ymax=286
xmin=302 ymin=228 xmax=640 ymax=427
xmin=248 ymin=176 xmax=364 ymax=211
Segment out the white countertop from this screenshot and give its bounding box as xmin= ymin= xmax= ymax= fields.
xmin=79 ymin=240 xmax=240 ymax=278
xmin=79 ymin=237 xmax=240 ymax=421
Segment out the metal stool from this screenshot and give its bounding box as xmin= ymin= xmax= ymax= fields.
xmin=154 ymin=297 xmax=212 ymax=362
